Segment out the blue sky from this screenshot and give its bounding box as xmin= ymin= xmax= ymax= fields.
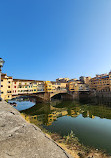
xmin=0 ymin=0 xmax=111 ymax=81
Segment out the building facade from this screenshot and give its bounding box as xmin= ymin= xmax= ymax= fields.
xmin=56 ymin=78 xmax=69 ymax=83
xmin=2 ymin=71 xmax=111 ymax=100
xmin=1 ymin=74 xmax=45 ymax=100
xmin=89 ymin=72 xmax=111 ymax=92
xmin=67 ymin=81 xmax=89 ymax=92
xmin=1 ymin=74 xmax=13 ymax=100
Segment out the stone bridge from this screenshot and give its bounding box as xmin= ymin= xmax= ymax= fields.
xmin=12 ymin=90 xmax=69 ymax=102
xmin=12 ymin=90 xmax=90 ymax=102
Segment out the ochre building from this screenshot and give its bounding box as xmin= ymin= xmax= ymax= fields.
xmin=89 ymin=72 xmax=111 ymax=92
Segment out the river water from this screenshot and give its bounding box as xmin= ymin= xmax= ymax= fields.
xmin=10 ymin=98 xmax=111 ymax=154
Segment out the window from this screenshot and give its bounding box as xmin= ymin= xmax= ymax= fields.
xmin=15 ymin=82 xmax=16 ymax=84
xmin=1 ymin=79 xmax=3 ymax=82
xmin=8 ymin=86 xmax=10 ymax=88
xmin=7 ymin=91 xmax=11 ymax=93
xmin=14 ymin=86 xmax=16 ymax=88
xmin=1 ymin=92 xmax=3 ymax=94
xmin=8 ymin=81 xmax=10 ymax=83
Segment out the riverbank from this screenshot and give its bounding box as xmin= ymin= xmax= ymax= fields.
xmin=0 ymin=101 xmax=73 ymax=158
xmin=35 ymin=126 xmax=111 ymax=158
xmin=20 ymin=101 xmax=111 ymax=158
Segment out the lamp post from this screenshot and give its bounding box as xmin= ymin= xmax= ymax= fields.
xmin=0 ymin=58 xmax=5 ymax=101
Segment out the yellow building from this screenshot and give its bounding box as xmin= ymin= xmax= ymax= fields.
xmin=32 ymin=82 xmax=38 ymax=93
xmin=78 ymin=83 xmax=89 ymax=91
xmin=1 ymin=74 xmax=45 ymax=100
xmin=86 ymin=76 xmax=91 ymax=85
xmin=67 ymin=81 xmax=89 ymax=92
xmin=67 ymin=81 xmax=79 ymax=92
xmin=89 ymin=72 xmax=111 ymax=92
xmin=13 ymin=79 xmax=34 ymax=96
xmin=1 ymin=73 xmax=13 ymax=100
xmin=45 ymin=81 xmax=53 ymax=92
xmin=51 ymin=82 xmax=67 ymax=91
xmin=37 ymin=82 xmax=45 ymax=92
xmin=33 ymin=81 xmax=44 ymax=93
xmin=13 ymin=79 xmax=45 ymax=96
xmin=79 ymin=76 xmax=91 ymax=84
xmin=44 ymin=81 xmax=67 ymax=92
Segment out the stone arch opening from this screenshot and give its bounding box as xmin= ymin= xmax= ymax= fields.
xmin=51 ymin=93 xmax=73 ymax=100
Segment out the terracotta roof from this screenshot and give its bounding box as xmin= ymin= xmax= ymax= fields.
xmin=13 ymin=79 xmax=44 ymax=82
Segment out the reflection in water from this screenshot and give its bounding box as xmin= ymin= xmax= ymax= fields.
xmin=21 ymin=99 xmax=111 ymax=154
xmin=8 ymin=99 xmax=35 ymax=111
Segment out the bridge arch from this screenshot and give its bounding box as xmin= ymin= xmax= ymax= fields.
xmin=12 ymin=92 xmax=46 ymax=103
xmin=51 ymin=92 xmax=73 ymax=100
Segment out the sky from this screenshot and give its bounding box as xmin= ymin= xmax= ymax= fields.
xmin=0 ymin=0 xmax=111 ymax=81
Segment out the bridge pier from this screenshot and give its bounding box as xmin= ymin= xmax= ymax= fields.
xmin=68 ymin=91 xmax=79 ymax=100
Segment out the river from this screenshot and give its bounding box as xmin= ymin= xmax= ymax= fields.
xmin=10 ymin=98 xmax=111 ymax=154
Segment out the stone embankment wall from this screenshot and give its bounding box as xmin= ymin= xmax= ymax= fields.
xmin=0 ymin=101 xmax=73 ymax=158
xmin=96 ymin=92 xmax=111 ymax=98
xmin=88 ymin=91 xmax=111 ymax=98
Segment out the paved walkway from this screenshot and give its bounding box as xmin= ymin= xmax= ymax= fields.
xmin=0 ymin=101 xmax=73 ymax=158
